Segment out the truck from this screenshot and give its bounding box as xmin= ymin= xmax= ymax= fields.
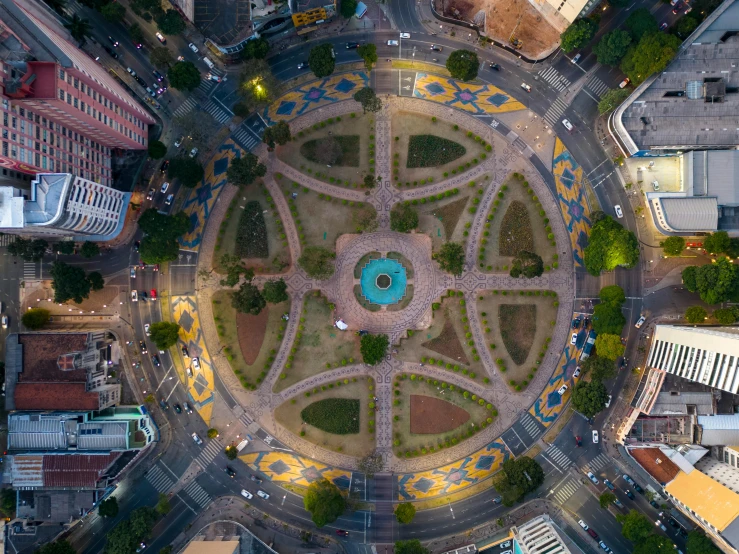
xmin=580 ymin=330 xmax=597 ymax=360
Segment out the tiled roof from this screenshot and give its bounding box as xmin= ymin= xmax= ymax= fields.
xmin=18 ymin=333 xmax=87 ymax=382
xmin=42 ymin=453 xmax=119 ymax=488
xmin=14 ymin=382 xmax=99 ymax=410
xmin=630 ymin=447 xmax=682 ymax=485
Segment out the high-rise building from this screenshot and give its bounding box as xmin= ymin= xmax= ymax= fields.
xmin=0 ymin=0 xmax=155 ymax=188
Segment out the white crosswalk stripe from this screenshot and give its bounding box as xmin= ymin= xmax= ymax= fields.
xmin=544 ymin=445 xmax=573 ymax=470
xmin=203 ymin=101 xmax=231 ymax=124
xmin=146 ymin=465 xmax=175 ymax=493
xmin=553 ymin=476 xmax=582 ymax=504
xmin=23 ymin=262 xmax=37 ymax=279
xmin=173 ymin=98 xmax=197 ymax=119
xmin=585 ymin=453 xmax=612 ymax=473
xmin=520 ymin=412 xmax=541 ymax=439
xmin=586 ymin=76 xmax=610 ymax=99
xmin=197 ymin=80 xmax=215 ymax=94
xmin=538 ymin=67 xmax=571 ymax=92
xmin=239 ymin=413 xmax=253 ymax=428
xmin=196 ymin=438 xmax=222 ymax=467
xmin=0 ymin=235 xmax=15 ymax=247
xmin=544 ymin=97 xmax=569 ymax=128
xmin=233 ymin=127 xmax=260 ymax=151
xmin=181 ymin=480 xmax=211 ymax=508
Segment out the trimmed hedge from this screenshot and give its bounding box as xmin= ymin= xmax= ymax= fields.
xmin=301 ymin=398 xmax=360 ymax=434
xmin=235 ymin=201 xmax=268 ymax=258
xmin=407 ymin=135 xmax=465 ymax=168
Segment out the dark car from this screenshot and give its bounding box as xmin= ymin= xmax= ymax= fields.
xmin=624 ymin=489 xmax=635 ymax=500
xmin=604 ymin=479 xmax=615 ymax=491
xmin=181 ymin=345 xmax=189 ymax=357
xmin=135 ymin=75 xmax=147 ymax=87
xmin=572 ymin=318 xmax=581 ymax=329
xmin=587 ymin=529 xmax=599 ymax=541
xmin=107 ymin=36 xmax=119 ymax=47
xmin=650 ymin=500 xmax=659 ymax=509
xmin=250 ymin=474 xmax=263 ymax=484
xmin=139 ymin=340 xmax=148 ymax=354
xmin=679 ymin=528 xmax=688 ymax=539
xmin=151 ymin=355 xmax=160 ymax=367
xmin=668 ymin=518 xmax=679 ymax=528
xmin=346 ymin=42 xmax=359 ymax=49
xmin=672 ymin=2 xmax=682 ymax=13
xmin=489 ymin=63 xmax=500 ymax=70
xmin=225 ymin=466 xmax=236 ymax=478
xmin=430 ymin=44 xmax=442 ymax=52
xmin=104 ymin=46 xmax=119 ymax=59
xmin=159 ymin=398 xmax=168 ymax=410
xmin=134 ymin=240 xmax=140 ymax=252
xmin=634 ymin=483 xmax=644 ymax=494
xmin=152 ymin=70 xmax=164 ymax=82
xmin=160 ymin=160 xmax=170 ymax=173
xmin=174 ymin=404 xmax=182 ymax=414
xmin=134 ymin=41 xmax=143 ymax=49
xmin=336 ymin=530 xmax=349 ymax=537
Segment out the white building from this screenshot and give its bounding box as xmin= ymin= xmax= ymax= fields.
xmin=513 ymin=515 xmax=571 ymax=554
xmin=0 ymin=173 xmax=129 ymax=240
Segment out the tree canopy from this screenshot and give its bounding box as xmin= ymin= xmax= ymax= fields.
xmin=357 ymin=43 xmax=378 ymax=70
xmin=88 ymin=271 xmax=105 ymax=291
xmin=436 ymin=242 xmax=465 ymax=276
xmin=583 ymin=215 xmax=639 ymax=275
xmin=620 ymin=31 xmax=680 ymax=85
xmin=661 ymin=236 xmax=685 ymax=256
xmin=600 ymin=285 xmax=626 ymax=305
xmin=231 ymin=282 xmax=266 ymax=315
xmin=104 ymin=507 xmax=157 ymax=554
xmin=493 ymin=456 xmax=544 ymax=505
xmin=395 ymin=502 xmax=416 ymax=524
xmin=617 ymin=509 xmax=654 ymax=542
xmin=703 ymin=231 xmax=731 ymax=255
xmin=54 ymin=241 xmax=75 ymax=255
xmin=298 ymin=246 xmax=336 ymax=279
xmin=592 ymin=303 xmax=626 ymax=335
xmin=593 ymin=30 xmax=632 ymax=66
xmin=227 ymin=153 xmax=266 ymax=187
xmin=560 ymin=18 xmax=598 ymax=52
xmin=262 ymin=121 xmax=291 ymax=148
xmin=101 ymin=2 xmax=126 ymax=22
xmin=624 ymin=8 xmax=658 ymax=41
xmin=572 ymin=379 xmax=609 ymax=418
xmin=341 ymin=0 xmax=358 ymax=17
xmin=36 ymin=541 xmax=76 ymax=554
xmin=676 ymin=15 xmax=699 ymax=38
xmin=240 ymin=37 xmax=270 ymax=61
xmin=80 ymin=241 xmax=100 ymax=258
xmin=714 ymin=307 xmax=739 ymax=325
xmin=390 ymin=203 xmax=419 ymax=232
xmin=22 ymin=308 xmax=50 ymax=330
xmin=64 ymin=14 xmax=92 ymax=44
xmin=510 ymin=250 xmax=543 ymax=278
xmin=685 ymin=305 xmax=708 ymax=324
xmin=238 ymin=59 xmax=279 ymax=111
xmin=156 ymin=9 xmax=185 ymax=35
xmin=446 ymin=50 xmax=479 ymax=81
xmin=686 ymin=531 xmax=722 ymax=554
xmin=599 ymin=491 xmax=616 ymax=508
xmin=309 ymin=44 xmax=336 ymax=78
xmin=148 ymin=140 xmax=167 ymax=159
xmin=149 ymin=321 xmax=181 ymax=350
xmin=394 ymin=540 xmax=430 ymax=554
xmin=598 ymin=88 xmax=631 ymax=115
xmin=167 ymin=157 xmax=204 ymax=188
xmin=8 ymin=237 xmax=48 ymax=261
xmin=168 ymin=61 xmax=201 ymax=91
xmin=262 ymin=279 xmax=289 ymax=304
xmin=633 ymin=534 xmax=676 ymax=554
xmin=682 ymin=257 xmax=739 ymax=304
xmin=360 ymin=333 xmax=389 ymax=365
xmin=150 ymin=47 xmax=174 ymax=68
xmin=304 ymin=478 xmax=345 ymax=527
xmin=98 ymin=496 xmax=119 ymax=517
xmin=354 ymin=86 xmax=382 ymax=113
xmin=581 ymin=355 xmax=616 ymax=381
xmin=138 ymin=209 xmax=189 ymax=264
xmin=594 ymin=333 xmax=625 ymax=361
xmin=156 ymin=493 xmax=171 ymax=515
xmin=51 ymin=262 xmax=91 ymax=304
xmin=358 ymin=451 xmax=384 ymax=477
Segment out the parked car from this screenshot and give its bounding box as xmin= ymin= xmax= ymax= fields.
xmin=146 ymin=189 xmax=155 ymax=201
xmin=598 ymin=541 xmax=611 ymax=553
xmin=571 ymin=332 xmax=578 ymax=345
xmin=160 ymin=160 xmax=170 ymax=173
xmin=151 ymin=355 xmax=160 ymax=367
xmin=521 ymin=83 xmax=531 ymax=92
xmin=587 ymin=529 xmax=599 ymax=540
xmin=108 ymin=36 xmax=119 ymax=47
xmin=634 ymin=483 xmax=644 ymax=494
xmin=250 ymin=474 xmax=263 ymax=484
xmin=592 ymin=430 xmax=599 ymax=443
xmin=573 ymin=366 xmax=581 ymax=378
xmin=155 ymin=32 xmax=166 ymax=44
xmin=160 ymin=182 xmax=169 ymax=194
xmin=623 ymin=474 xmax=635 ymax=486
xmin=1 ymin=315 xmax=8 ymax=329
xmin=586 ymin=471 xmax=599 ymax=485
xmin=184 ymin=402 xmax=193 ymax=414
xmin=188 ymin=42 xmax=199 ymax=53
xmin=619 ymin=78 xmax=631 ymax=89
xmin=614 ymin=204 xmax=624 ymax=218
xmin=346 ymin=42 xmax=359 ymax=49
xmin=165 ymin=193 xmax=174 ymax=206
xmin=571 ymin=53 xmax=581 ymax=63
xmin=557 ymin=384 xmax=568 ymax=395
xmin=604 ymin=479 xmax=615 ymax=491
xmin=134 ymin=240 xmax=140 ymax=252
xmin=660 ymin=22 xmax=669 ymax=30
xmin=131 ymin=290 xmax=138 ymax=302
xmin=672 ymin=2 xmax=682 ymax=13
xmin=387 ymin=40 xmax=399 ymax=46
xmin=144 ymin=323 xmax=150 ymax=336
xmin=257 ymin=490 xmax=270 ymax=499
xmin=192 ymin=432 xmax=203 ymax=445
xmin=578 ymin=520 xmax=589 ymax=530
xmin=562 ymin=119 xmax=574 ymax=131
xmin=189 ymin=147 xmax=198 ymax=158
xmin=400 ymin=32 xmax=410 ymax=38
xmin=181 ymin=345 xmax=190 ymax=357
xmin=174 ymin=136 xmax=184 ymax=148
xmin=174 ymin=404 xmax=182 ymax=413
xmin=241 ymin=489 xmax=253 ymax=499
xmin=650 ymin=500 xmax=660 ymax=509
xmin=635 ymin=315 xmax=646 ymax=328
xmin=186 ymin=366 xmax=193 ymax=377
xmin=192 ymin=357 xmax=201 ymax=370
xmin=130 ymin=267 xmax=136 ymax=278
xmin=655 ymin=520 xmax=667 ymax=532
xmin=151 ymin=289 xmax=157 ymax=301
xmin=613 ymin=498 xmax=625 ymax=508
xmin=605 ymin=395 xmax=612 ymax=408
xmin=625 ymin=489 xmax=635 ymax=500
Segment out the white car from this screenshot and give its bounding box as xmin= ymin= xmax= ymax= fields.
xmin=186 ymin=366 xmax=193 ymax=377
xmin=387 ymin=40 xmax=399 ymax=46
xmin=174 ymin=136 xmax=184 ymax=148
xmin=578 ymin=519 xmax=589 ymax=531
xmin=160 ymin=182 xmax=169 ymax=194
xmin=655 ymin=520 xmax=667 ymax=532
xmin=562 ymin=119 xmax=573 ymax=131
xmin=605 ymin=394 xmax=612 ymax=408
xmin=614 ymin=204 xmax=624 ymax=218
xmin=557 ymin=384 xmax=568 ymax=395
xmin=571 ymin=332 xmax=578 ymax=345
xmin=192 ymin=432 xmax=203 ymax=445
xmin=573 ymin=366 xmax=581 ymax=378
xmin=652 ymin=180 xmax=660 ymax=191
xmin=165 ymin=193 xmax=174 ymax=206
xmin=635 ymin=315 xmax=646 ymax=328
xmin=192 ymin=357 xmax=200 ymax=370
xmin=241 ymin=489 xmax=253 ymax=499
xmin=206 ymin=73 xmax=222 ymax=82
xmin=521 ymin=83 xmax=531 ymax=93
xmin=257 ymin=490 xmax=270 ymax=500
xmin=131 ymin=290 xmax=138 ymax=302
xmin=587 ymin=471 xmax=599 ymax=485
xmin=145 ymin=323 xmax=150 ymax=336
xmin=189 ymin=147 xmax=199 ymax=158
xmin=571 ymin=53 xmax=581 ymax=64
xmin=592 ymin=430 xmax=599 ymax=443
xmin=1 ymin=315 xmax=7 ymax=329
xmin=130 ymin=267 xmax=136 ymax=279
xmin=188 ymin=42 xmax=199 ymax=53
xmin=400 ymin=32 xmax=410 ymax=38
xmin=155 ymin=32 xmax=166 ymax=44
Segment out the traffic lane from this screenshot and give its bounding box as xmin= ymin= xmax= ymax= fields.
xmin=400 ymin=492 xmax=508 ymax=538
xmin=569 ymin=494 xmax=633 ymax=554
xmin=142 ymin=496 xmax=197 ymax=554
xmin=390 ymin=0 xmax=422 ymax=32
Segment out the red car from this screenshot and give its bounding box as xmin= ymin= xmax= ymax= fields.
xmin=151 ymin=289 xmax=157 ymax=301
xmin=336 ymin=530 xmax=349 ymax=537
xmin=575 ymin=435 xmax=582 ymax=447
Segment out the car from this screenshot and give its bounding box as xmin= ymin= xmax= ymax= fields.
xmin=498 ymin=542 xmax=511 ymax=548
xmin=430 ymin=45 xmax=443 ymax=52
xmin=668 ymin=517 xmax=679 ymax=528
xmin=134 ymin=240 xmax=140 ymax=252
xmin=635 ymin=315 xmax=646 ymax=329
xmin=225 ymin=466 xmax=237 ymax=478
xmin=131 ymin=290 xmax=138 ymax=302
xmin=650 ymin=500 xmax=660 ymax=509
xmin=599 ymin=542 xmax=611 ymax=553
xmin=189 ymin=147 xmax=199 ymax=158
xmin=604 ymin=479 xmax=615 ymax=491
xmin=192 ymin=432 xmax=203 ymax=445
xmin=578 ymin=519 xmax=589 ymax=530
xmin=619 ymin=77 xmax=631 ymax=89
xmin=400 ymin=32 xmax=410 ymax=38
xmin=144 ymin=323 xmax=150 ymax=336
xmin=587 ymin=529 xmax=599 ymax=540
xmin=571 ymin=53 xmax=581 ymax=64
xmin=160 ymin=160 xmax=170 ymax=174
xmin=387 ymin=40 xmax=399 ymax=46
xmin=573 ymin=366 xmax=581 ymax=378
xmin=186 ymin=366 xmax=193 ymax=377
xmin=184 ymin=402 xmax=193 ymax=414
xmin=174 ymin=404 xmax=182 ymax=413
xmin=146 ymin=189 xmax=155 ymax=201
xmin=336 ymin=530 xmax=349 ymax=537
xmin=165 ymin=194 xmax=174 ymax=206
xmin=614 ymin=204 xmax=623 ymax=218
xmin=500 ymin=551 xmax=512 ymax=554
xmin=655 ymin=520 xmax=667 ymax=531
xmin=241 ymin=489 xmax=253 ymax=499
xmin=136 ymin=543 xmax=146 ymax=553
xmin=634 ymin=483 xmax=644 ymax=494
xmin=155 ymin=32 xmax=166 ymax=44
xmin=685 ymin=6 xmax=693 ymax=14
xmin=188 ymin=42 xmax=199 ymax=53
xmin=181 ymin=345 xmax=190 ymax=358
xmin=146 ymin=86 xmax=156 ymax=97
xmin=174 ymin=136 xmax=184 ymax=148
xmin=159 ymin=398 xmax=169 ymax=410
xmin=297 ymin=61 xmax=308 ymax=69
xmin=346 ymin=42 xmax=359 ymax=49
xmin=151 ymin=289 xmax=157 ymax=301
xmin=151 ymin=355 xmax=160 ymax=367
xmin=572 ymin=318 xmax=581 ymax=329
xmin=108 ymin=36 xmax=119 ymax=47
xmin=575 ymin=435 xmax=582 ymax=447
xmin=489 ymin=63 xmax=501 ymax=70
xmin=134 ymin=41 xmax=143 ymax=49
xmin=192 ymin=357 xmax=201 ymax=370
xmin=624 ymin=489 xmax=635 ymax=500
xmin=672 ymin=2 xmax=682 ymax=13
xmin=562 ymin=119 xmax=573 ymax=131
xmin=103 ymin=46 xmax=119 ymax=59
xmin=160 ymin=182 xmax=169 ymax=194
xmin=126 ymin=67 xmax=137 ymax=76
xmin=571 ymin=332 xmax=578 ymax=345
xmin=130 ymin=267 xmax=136 ymax=279
xmin=623 ymin=474 xmax=635 ymax=484
xmin=492 ymin=495 xmax=503 ymax=504
xmin=679 ymin=528 xmax=688 ymax=538
xmin=153 ymin=70 xmax=164 ymax=82
xmin=257 ymin=490 xmax=270 ymax=499
xmin=206 ymin=73 xmax=222 ymax=82
xmin=604 ymin=395 xmax=612 ymax=408
xmin=521 ymin=83 xmax=531 ymax=92
xmin=660 ymin=22 xmax=668 ymax=30
xmin=586 ymin=471 xmax=599 ymax=485
xmin=558 ymin=384 xmax=568 ymax=395
xmin=1 ymin=315 xmax=7 ymax=329
xmin=592 ymin=430 xmax=599 ymax=443
xmin=613 ymin=498 xmax=624 ymax=508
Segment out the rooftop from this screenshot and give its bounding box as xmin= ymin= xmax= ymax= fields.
xmin=7 ymin=412 xmax=130 ymax=451
xmin=650 ymin=390 xmax=717 ymax=416
xmin=23 ymin=174 xmax=70 ymax=225
xmin=0 ymin=187 xmax=23 ymax=228
xmin=666 ymin=470 xmax=739 ymax=533
xmin=17 ymin=333 xmax=88 ymax=382
xmin=14 ymin=382 xmax=99 ymax=411
xmin=9 ymin=453 xmax=119 ymax=489
xmin=181 ymin=541 xmax=240 ymax=554
xmin=629 ymin=447 xmax=682 ymax=484
xmin=650 ymin=196 xmax=719 ymax=233
xmin=699 ymin=415 xmax=739 ymax=445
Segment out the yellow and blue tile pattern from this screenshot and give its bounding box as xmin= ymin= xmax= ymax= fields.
xmin=398 ymin=440 xmax=511 ymax=500
xmin=529 ymin=342 xmax=574 ymax=426
xmin=553 ymin=138 xmax=591 ymax=267
xmin=179 ymin=139 xmax=244 ymax=251
xmin=262 ymin=71 xmax=370 ymax=125
xmin=172 ymin=295 xmax=214 ymax=425
xmin=240 ymin=451 xmax=352 ymax=491
xmin=412 ymin=74 xmax=525 ymax=115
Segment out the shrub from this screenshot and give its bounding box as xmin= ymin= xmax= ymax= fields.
xmin=301 ymin=399 xmax=360 ymax=434
xmin=235 ymin=201 xmax=269 ymax=258
xmin=407 ymin=135 xmax=466 ymax=168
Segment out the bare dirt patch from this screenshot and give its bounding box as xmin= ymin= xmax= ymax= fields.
xmin=236 ymin=307 xmax=269 ymax=365
xmin=422 ymin=320 xmax=470 ymax=364
xmin=410 ymin=395 xmax=470 ymax=434
xmin=499 ymin=304 xmax=535 ymax=365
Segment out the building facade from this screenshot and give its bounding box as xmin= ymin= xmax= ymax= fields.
xmin=513 ymin=515 xmax=571 ymax=554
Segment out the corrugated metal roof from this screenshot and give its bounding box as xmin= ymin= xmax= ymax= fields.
xmin=699 ymin=415 xmax=739 ymax=430
xmin=10 ymin=455 xmax=43 ymax=488
xmin=76 ymin=422 xmax=128 ymax=450
xmin=659 ymin=197 xmax=719 ymax=232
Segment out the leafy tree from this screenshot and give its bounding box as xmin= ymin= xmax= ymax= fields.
xmin=0 ymin=488 xmax=14 ymax=518
xmin=129 ymin=506 xmax=158 ymax=540
xmin=298 ymin=246 xmax=336 ymax=279
xmin=148 ymin=140 xmax=167 ymax=159
xmin=64 ymin=14 xmax=92 ymax=44
xmin=156 ymin=493 xmax=171 ymax=515
xmin=594 ymin=333 xmax=625 ymax=361
xmin=583 ymin=215 xmax=639 ymax=275
xmin=593 ymin=30 xmax=632 ymax=66
xmin=309 ymin=43 xmax=336 ymax=78
xmin=624 ymin=8 xmax=658 ymax=41
xmin=239 ymin=59 xmax=279 ymax=111
xmin=232 ymin=282 xmax=266 ymax=315
xmin=510 ymin=250 xmax=543 ymax=278
xmin=54 ymin=241 xmax=75 ymax=255
xmin=682 ymin=265 xmax=697 ymax=291
xmin=168 ymin=61 xmax=201 ymax=91
xmin=493 ymin=457 xmax=545 ymax=505
xmin=360 ymin=333 xmax=389 ymax=365
xmin=98 ymin=496 xmax=119 ymax=517
xmin=676 ymin=15 xmax=699 ymax=37
xmin=617 ymin=509 xmax=653 ymax=542
xmin=262 ymin=279 xmax=288 ymax=304
xmin=592 ymin=303 xmax=626 ymax=335
xmin=661 ymin=236 xmax=685 ymax=256
xmin=358 ymin=451 xmax=384 ymax=477
xmin=263 ymin=121 xmax=291 ymax=148
xmin=207 ymin=428 xmax=219 ymax=439
xmin=8 ymin=237 xmax=48 ymax=261
xmin=341 ymin=0 xmax=358 ymax=17
xmin=686 ymin=530 xmax=722 ymax=554
xmin=703 ymin=231 xmax=731 ymax=255
xmin=620 ymin=31 xmax=680 ymax=85
xmin=227 ymin=153 xmax=266 ymax=187
xmin=364 ymin=174 xmax=376 ymax=188
xmin=390 ymin=204 xmax=419 ymax=232
xmin=149 ymin=321 xmax=181 ymax=350
xmin=22 ymin=308 xmax=50 ymax=330
xmin=357 ymin=43 xmax=378 ymax=70
xmin=36 ymin=541 xmax=76 ymax=554
xmin=137 ymin=209 xmax=189 ymax=264
xmin=581 ymin=355 xmax=616 ymax=381
xmin=218 ymin=253 xmax=253 ymax=287
xmin=445 ymin=50 xmax=479 ymax=81
xmin=140 ymin=237 xmax=178 ymax=263
xmin=156 ymin=9 xmax=185 ymax=35
xmin=600 ymin=285 xmax=625 ymax=306
xmin=51 ymin=262 xmax=91 ymax=304
xmin=685 ymin=305 xmax=708 ymax=324
xmin=436 ymin=242 xmax=465 ymax=276
xmin=727 ymin=238 xmax=739 ymax=258
xmin=80 ymin=241 xmax=100 ymax=258
xmin=690 ymin=257 xmax=739 ymax=304
xmin=353 ymin=86 xmax=382 ymax=113
xmin=101 ymin=1 xmax=126 ymax=22
xmin=572 ymin=379 xmax=609 ymax=418
xmin=599 ymin=491 xmax=616 ymax=508
xmin=150 ymin=47 xmax=174 ymax=68
xmin=88 ymin=271 xmax=105 ymax=291
xmin=598 ymin=88 xmax=631 ymax=115
xmin=633 ymin=534 xmax=675 ymax=554
xmin=304 ymin=478 xmax=345 ymax=527
xmin=240 ymin=37 xmax=270 ymax=60
xmin=225 ymin=445 xmax=238 ymax=459
xmin=395 ymin=502 xmax=416 ymax=524
xmin=714 ymin=307 xmax=739 ymax=325
xmin=168 ymin=157 xmax=204 ymax=188
xmin=395 ymin=541 xmax=429 ymax=554
xmin=129 ymin=23 xmax=144 ymax=45
xmin=560 ymin=18 xmax=598 ymax=52
xmin=233 ymin=101 xmax=250 ymax=118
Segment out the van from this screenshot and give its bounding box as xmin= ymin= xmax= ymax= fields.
xmin=203 ymin=57 xmax=215 ymax=69
xmin=237 ymin=439 xmax=249 ymax=451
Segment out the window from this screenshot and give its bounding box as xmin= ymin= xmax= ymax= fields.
xmin=59 ymin=69 xmax=65 ymax=80
xmin=67 ymin=93 xmax=72 ymax=105
xmin=73 ymin=98 xmax=78 ymax=108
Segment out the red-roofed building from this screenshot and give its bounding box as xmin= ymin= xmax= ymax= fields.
xmin=14 ymin=382 xmax=100 ymax=411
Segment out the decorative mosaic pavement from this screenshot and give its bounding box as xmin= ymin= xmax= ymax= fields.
xmin=179 ymin=139 xmax=243 ymax=251
xmin=172 ymin=295 xmax=214 ymax=425
xmin=528 ymin=343 xmax=575 ymax=427
xmin=262 ymin=71 xmax=370 ymax=125
xmin=397 ymin=440 xmax=511 ymax=500
xmin=412 ymin=74 xmax=525 ymax=115
xmin=553 ymin=138 xmax=591 ymax=267
xmin=240 ymin=451 xmax=352 ymax=491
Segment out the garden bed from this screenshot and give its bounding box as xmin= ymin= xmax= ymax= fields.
xmin=275 ymin=377 xmax=376 ymax=457
xmin=212 ymin=290 xmax=289 ymax=390
xmin=273 ymin=292 xmax=360 ymax=392
xmin=478 ymin=290 xmax=558 ymax=389
xmin=410 ymin=394 xmax=469 ymax=433
xmin=407 ymin=135 xmax=466 ymax=168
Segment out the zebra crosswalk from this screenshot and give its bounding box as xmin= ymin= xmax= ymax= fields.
xmin=538 ymin=67 xmax=571 ymax=92
xmin=203 ymin=100 xmax=231 ymax=124
xmin=23 ymin=262 xmax=37 ymax=280
xmin=197 ymin=80 xmax=216 ymax=94
xmin=173 ymin=98 xmax=198 ymax=119
xmin=195 ymin=438 xmax=222 ymax=467
xmin=543 ymin=445 xmax=573 ymax=471
xmin=585 ymin=76 xmax=609 ymax=99
xmin=239 ymin=413 xmax=253 ymax=428
xmin=0 ymin=235 xmax=14 ymax=247
xmin=181 ymin=480 xmax=211 ymax=509
xmin=232 ymin=126 xmax=261 ymax=151
xmin=583 ymin=452 xmax=612 ymax=473
xmin=552 ymin=475 xmax=582 ymax=505
xmin=145 ymin=465 xmax=175 ymax=493
xmin=520 ymin=412 xmax=543 ymax=441
xmin=544 ymin=97 xmax=570 ymax=128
